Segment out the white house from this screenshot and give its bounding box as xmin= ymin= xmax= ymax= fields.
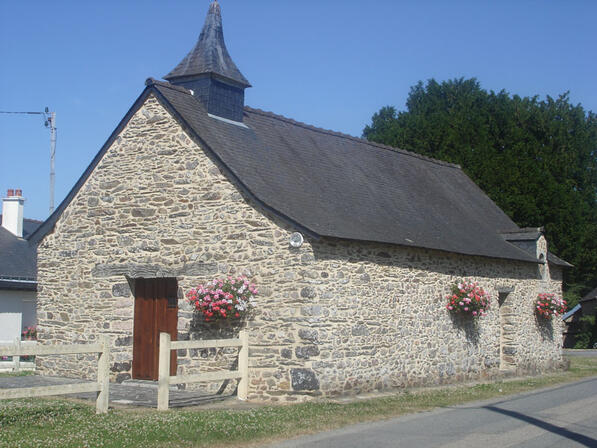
xmin=0 ymin=189 xmax=39 ymax=343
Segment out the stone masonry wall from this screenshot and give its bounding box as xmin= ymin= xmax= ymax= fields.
xmin=37 ymin=95 xmax=565 ymax=402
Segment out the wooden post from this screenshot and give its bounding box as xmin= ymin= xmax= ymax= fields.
xmin=96 ymin=335 xmax=110 ymax=414
xmin=237 ymin=330 xmax=249 ymax=401
xmin=157 ymin=332 xmax=171 ymax=411
xmin=13 ymin=338 xmax=20 ymax=373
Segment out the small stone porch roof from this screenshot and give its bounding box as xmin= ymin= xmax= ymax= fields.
xmin=500 ymin=227 xmax=573 ymax=268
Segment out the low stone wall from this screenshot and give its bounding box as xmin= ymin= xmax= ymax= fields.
xmin=36 ymin=94 xmax=565 ymax=402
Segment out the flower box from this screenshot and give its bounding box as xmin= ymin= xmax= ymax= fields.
xmin=535 ymin=293 xmax=566 ymax=320
xmin=446 ymin=280 xmax=490 ymax=318
xmin=186 ymin=276 xmax=257 ymax=322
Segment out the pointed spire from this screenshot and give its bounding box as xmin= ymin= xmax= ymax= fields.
xmin=164 ymin=0 xmax=250 ymax=87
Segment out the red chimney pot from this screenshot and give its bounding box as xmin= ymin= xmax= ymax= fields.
xmin=15 ymin=189 xmax=22 ymax=197
xmin=7 ymin=189 xmax=14 ymax=197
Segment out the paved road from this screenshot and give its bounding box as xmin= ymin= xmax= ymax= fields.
xmin=268 ymin=377 xmax=597 ymax=448
xmin=563 ymin=349 xmax=597 ymax=357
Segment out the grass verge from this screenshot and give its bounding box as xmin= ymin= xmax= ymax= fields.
xmin=1 ymin=356 xmax=596 ymax=448
xmin=0 ymin=370 xmax=35 ymax=378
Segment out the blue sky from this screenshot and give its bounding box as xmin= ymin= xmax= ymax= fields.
xmin=1 ymin=0 xmax=596 ymax=221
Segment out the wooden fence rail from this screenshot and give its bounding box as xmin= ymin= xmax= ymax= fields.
xmin=157 ymin=330 xmax=248 ymax=411
xmin=0 ymin=336 xmax=110 ymax=414
xmin=0 ymin=339 xmax=37 ymax=372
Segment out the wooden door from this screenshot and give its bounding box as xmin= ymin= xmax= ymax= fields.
xmin=132 ymin=278 xmax=178 ymax=380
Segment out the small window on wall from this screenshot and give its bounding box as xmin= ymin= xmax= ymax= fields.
xmin=538 ymin=253 xmax=547 ymax=280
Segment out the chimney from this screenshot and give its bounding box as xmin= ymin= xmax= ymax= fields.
xmin=2 ymin=189 xmax=25 ymax=237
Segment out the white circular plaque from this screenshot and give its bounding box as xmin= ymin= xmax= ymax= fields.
xmin=289 ymin=232 xmax=304 ymax=248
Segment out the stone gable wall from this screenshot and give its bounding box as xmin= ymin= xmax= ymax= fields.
xmin=37 ymin=95 xmax=564 ymax=402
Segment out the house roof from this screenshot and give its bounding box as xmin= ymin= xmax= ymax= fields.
xmin=0 ymin=216 xmax=40 ymax=289
xmin=547 ymin=252 xmax=574 ymax=268
xmin=164 ymin=0 xmax=250 ymax=88
xmin=0 ymin=216 xmax=42 ymax=239
xmin=581 ymin=287 xmax=597 ymax=303
xmin=29 ymin=79 xmax=559 ymax=264
xmin=29 ymin=78 xmax=556 ymax=264
xmin=150 ymin=80 xmax=540 ymax=263
xmin=562 ymin=303 xmax=581 ymax=321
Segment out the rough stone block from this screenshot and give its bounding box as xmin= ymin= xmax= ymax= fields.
xmin=300 ymin=287 xmax=317 ymax=298
xmin=351 ymin=325 xmax=369 ymax=336
xmin=291 ymin=368 xmax=320 ymax=391
xmin=115 ymin=336 xmax=133 ymax=347
xmin=131 ymin=208 xmax=155 ymax=218
xmin=301 ymin=305 xmax=322 ymax=316
xmin=298 ymin=328 xmax=319 ymax=342
xmin=112 ymin=283 xmax=131 ymax=297
xmin=295 ymin=345 xmax=320 ymax=359
xmin=116 ymin=373 xmax=131 ymax=383
xmin=110 ymin=361 xmax=131 ymax=373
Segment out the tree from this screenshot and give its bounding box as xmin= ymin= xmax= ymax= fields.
xmin=363 ymin=78 xmax=597 ymax=303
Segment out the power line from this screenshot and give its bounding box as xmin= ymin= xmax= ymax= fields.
xmin=0 ymin=111 xmax=45 ymax=115
xmin=0 ymin=108 xmax=57 ymax=215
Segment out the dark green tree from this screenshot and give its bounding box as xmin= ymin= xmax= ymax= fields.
xmin=363 ymin=78 xmax=597 ymax=302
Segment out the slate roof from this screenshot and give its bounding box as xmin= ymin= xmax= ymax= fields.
xmin=581 ymin=287 xmax=597 ymax=303
xmin=164 ymin=0 xmax=250 ymax=88
xmin=149 ymin=80 xmax=539 ymax=263
xmin=562 ymin=303 xmax=581 ymax=321
xmin=547 ymin=253 xmax=573 ymax=268
xmin=0 ymin=216 xmax=40 ymax=290
xmin=29 ymin=78 xmax=568 ymax=265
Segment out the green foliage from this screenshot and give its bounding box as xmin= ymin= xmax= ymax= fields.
xmin=573 ymin=315 xmax=597 ymax=349
xmin=563 ymin=284 xmax=585 ymax=309
xmin=363 ymin=78 xmax=597 ymax=294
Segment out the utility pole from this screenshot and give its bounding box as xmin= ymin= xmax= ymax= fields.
xmin=0 ymin=107 xmax=57 ymax=215
xmin=45 ymin=108 xmax=57 ymax=214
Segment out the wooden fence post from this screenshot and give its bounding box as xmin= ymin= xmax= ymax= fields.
xmin=237 ymin=330 xmax=249 ymax=401
xmin=13 ymin=338 xmax=20 ymax=373
xmin=157 ymin=332 xmax=171 ymax=411
xmin=96 ymin=335 xmax=110 ymax=414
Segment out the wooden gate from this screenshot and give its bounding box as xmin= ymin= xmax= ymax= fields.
xmin=132 ymin=278 xmax=178 ymax=380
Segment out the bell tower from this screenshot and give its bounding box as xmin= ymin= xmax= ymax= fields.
xmin=164 ymin=1 xmax=251 ymax=122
